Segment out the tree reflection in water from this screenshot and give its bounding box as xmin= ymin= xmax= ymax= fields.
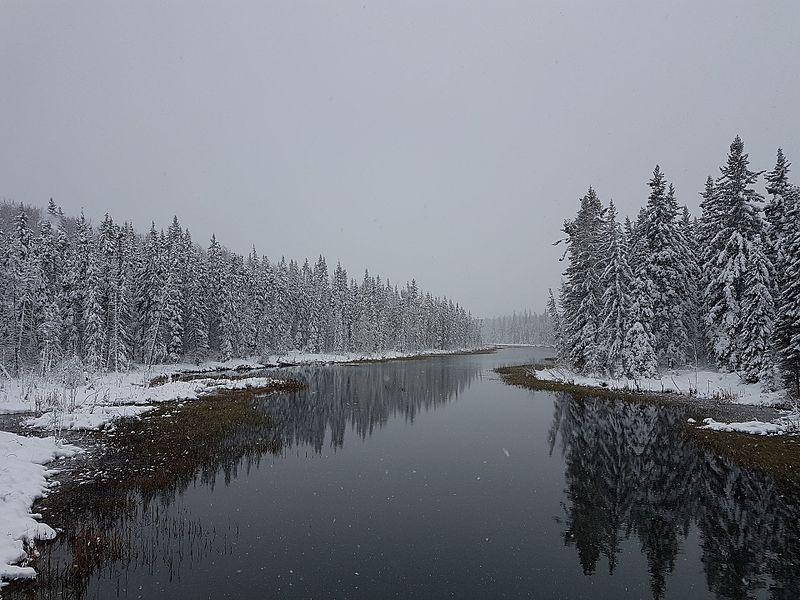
xmin=8 ymin=356 xmax=800 ymax=600
xmin=264 ymin=361 xmax=483 ymax=452
xmin=549 ymin=392 xmax=800 ymax=600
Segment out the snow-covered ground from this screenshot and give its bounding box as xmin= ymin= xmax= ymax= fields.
xmin=0 ymin=348 xmax=488 ymax=427
xmin=0 ymin=366 xmax=289 ymax=432
xmin=19 ymin=376 xmax=286 ymax=432
xmin=533 ymin=366 xmax=798 ymax=436
xmin=0 ymin=432 xmax=81 ymax=587
xmin=154 ymin=348 xmax=489 ymax=375
xmin=697 ymin=417 xmax=789 ymax=435
xmin=533 ymin=366 xmax=784 ymax=406
xmin=261 ymin=347 xmax=491 ymax=367
xmin=493 ymin=343 xmax=553 ymax=348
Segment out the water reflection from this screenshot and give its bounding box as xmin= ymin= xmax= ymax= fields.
xmin=550 ymin=393 xmax=800 ymax=599
xmin=265 ymin=360 xmax=483 ymax=452
xmin=7 ymin=351 xmax=800 ymax=599
xmin=8 ymin=394 xmax=281 ymax=599
xmin=7 ymin=359 xmax=484 ymax=599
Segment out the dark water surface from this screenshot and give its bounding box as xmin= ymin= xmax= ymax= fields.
xmin=12 ymin=348 xmax=800 ymax=599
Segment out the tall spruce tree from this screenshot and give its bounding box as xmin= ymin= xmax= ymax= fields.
xmin=705 ymin=136 xmax=772 ymax=374
xmin=597 ymin=201 xmax=632 ymax=376
xmin=559 ymin=187 xmax=606 ymax=373
xmin=767 ymin=150 xmax=800 ymax=397
xmin=641 ymin=168 xmax=690 ymax=367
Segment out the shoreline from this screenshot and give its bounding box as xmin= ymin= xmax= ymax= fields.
xmin=0 ymin=346 xmax=493 ymax=587
xmin=495 ymin=364 xmax=800 ymax=487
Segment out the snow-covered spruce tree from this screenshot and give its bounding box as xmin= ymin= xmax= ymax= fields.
xmin=83 ymin=236 xmax=105 ymax=370
xmin=739 ymin=235 xmax=775 ymax=383
xmin=597 ymin=201 xmax=632 ymax=376
xmin=621 ymin=273 xmax=658 ymax=379
xmin=353 ymin=270 xmax=378 ymax=353
xmin=62 ymin=212 xmax=90 ymax=359
xmin=244 ymin=250 xmax=273 ymax=358
xmin=6 ymin=210 xmax=48 ymax=373
xmin=135 ymin=223 xmax=164 ymax=365
xmin=547 ymin=289 xmax=564 ymax=360
xmin=330 ymin=262 xmax=349 ymax=352
xmin=765 ymin=150 xmax=799 ymax=393
xmin=36 ymin=213 xmax=64 ymax=372
xmin=776 ymin=186 xmax=800 ymax=399
xmin=679 ymin=206 xmax=703 ymax=367
xmin=401 ymin=279 xmax=421 ymax=352
xmin=307 ymin=255 xmax=329 ymax=353
xmin=162 ymin=217 xmax=185 ymax=362
xmin=285 ymin=259 xmax=301 ymax=349
xmin=558 ymin=187 xmax=605 ymax=374
xmin=619 ymin=212 xmax=658 ymax=379
xmin=640 ymin=168 xmax=691 ymax=368
xmin=764 ymin=148 xmax=792 ymax=280
xmin=105 ymin=220 xmax=134 ymax=371
xmin=181 ymin=230 xmax=209 ymax=361
xmin=269 ymin=257 xmax=293 ymax=355
xmin=219 ymin=254 xmax=246 ymax=360
xmin=205 ymin=234 xmax=225 ymax=355
xmin=705 ymin=136 xmax=774 ymax=377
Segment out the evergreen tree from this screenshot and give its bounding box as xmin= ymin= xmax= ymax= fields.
xmin=559 ymin=187 xmax=605 ymax=373
xmin=773 ymin=165 xmax=800 ymax=398
xmin=622 ymin=274 xmax=657 ymax=379
xmin=548 ymin=289 xmax=563 ymax=361
xmin=83 ymin=238 xmax=105 ymax=370
xmin=705 ymin=136 xmax=772 ymax=373
xmin=641 ymin=168 xmax=689 ymax=367
xmin=597 ymin=201 xmax=632 ymax=376
xmin=739 ymin=236 xmax=775 ymax=382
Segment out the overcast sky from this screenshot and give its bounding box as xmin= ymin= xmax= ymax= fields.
xmin=1 ymin=1 xmax=798 ymax=315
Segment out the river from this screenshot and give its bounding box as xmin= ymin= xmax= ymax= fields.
xmin=9 ymin=347 xmax=800 ymax=599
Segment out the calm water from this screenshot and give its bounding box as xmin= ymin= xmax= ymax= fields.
xmin=13 ymin=348 xmax=800 ymax=599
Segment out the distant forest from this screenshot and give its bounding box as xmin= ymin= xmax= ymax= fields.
xmin=550 ymin=137 xmax=800 ymax=399
xmin=481 ymin=311 xmax=553 ymax=345
xmin=0 ymin=201 xmax=481 ymax=375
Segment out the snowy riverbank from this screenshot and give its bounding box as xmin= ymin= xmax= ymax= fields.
xmin=533 ymin=366 xmax=784 ymax=405
xmin=0 ymin=372 xmax=289 ymax=589
xmin=0 ymin=348 xmax=492 ymax=426
xmin=0 ymin=347 xmax=489 ymax=586
xmin=0 ymin=433 xmax=81 ymax=587
xmin=531 ymin=366 xmax=799 ymax=436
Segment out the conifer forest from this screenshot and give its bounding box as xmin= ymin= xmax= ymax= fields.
xmin=0 ymin=201 xmax=481 ymax=377
xmin=550 ymin=137 xmax=800 ymax=400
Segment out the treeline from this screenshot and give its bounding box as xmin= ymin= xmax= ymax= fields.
xmin=0 ymin=201 xmax=481 ymax=375
xmin=550 ymin=136 xmax=800 ymax=398
xmin=481 ymin=310 xmax=553 ymax=345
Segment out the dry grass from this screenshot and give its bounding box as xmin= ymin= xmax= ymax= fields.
xmin=494 ymin=364 xmax=680 ymax=406
xmin=689 ymin=427 xmax=800 ymax=488
xmin=10 ymin=378 xmax=304 ymax=596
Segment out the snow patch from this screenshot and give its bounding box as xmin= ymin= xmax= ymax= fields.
xmin=698 ymin=418 xmax=786 ymax=436
xmin=0 ymin=432 xmax=81 ymax=586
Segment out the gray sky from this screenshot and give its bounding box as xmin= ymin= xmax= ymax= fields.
xmin=2 ymin=1 xmax=798 ymax=315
